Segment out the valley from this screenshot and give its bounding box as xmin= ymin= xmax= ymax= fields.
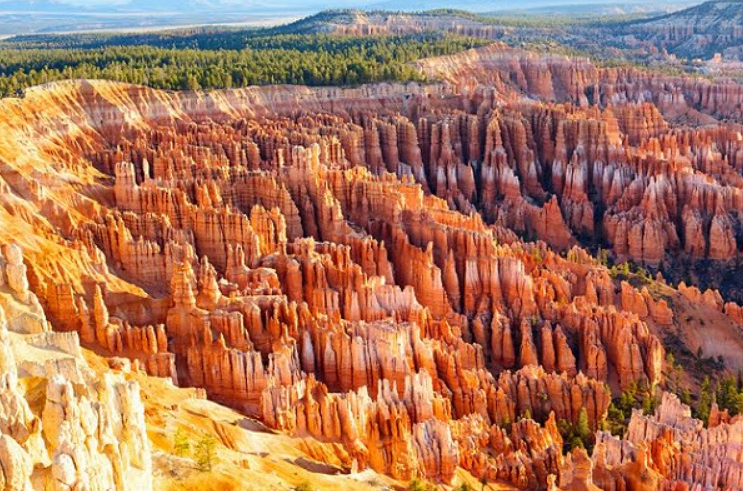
xmin=1 ymin=4 xmax=743 ymax=491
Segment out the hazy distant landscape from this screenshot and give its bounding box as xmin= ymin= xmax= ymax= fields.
xmin=0 ymin=0 xmax=699 ymax=34
xmin=0 ymin=1 xmax=308 ymax=35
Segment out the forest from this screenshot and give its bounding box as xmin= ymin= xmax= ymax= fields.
xmin=0 ymin=33 xmax=487 ymax=96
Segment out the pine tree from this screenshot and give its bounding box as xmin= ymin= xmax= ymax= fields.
xmin=570 ymin=435 xmax=585 ymax=449
xmin=641 ymin=387 xmax=659 ymax=416
xmin=606 ymin=402 xmax=626 ymax=436
xmin=680 ymin=386 xmax=691 ymax=405
xmin=618 ymin=382 xmax=638 ymax=414
xmin=576 ymin=407 xmax=591 ymax=448
xmin=195 ymin=433 xmax=218 ymax=472
xmin=717 ymin=376 xmax=739 ymax=415
xmin=697 ymin=376 xmax=713 ymax=425
xmin=173 ymin=427 xmax=190 ymax=457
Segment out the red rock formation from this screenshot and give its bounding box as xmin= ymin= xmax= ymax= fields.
xmin=0 ymin=245 xmax=153 ymax=491
xmin=2 ymin=52 xmax=742 ymax=488
xmin=591 ymin=392 xmax=743 ymax=491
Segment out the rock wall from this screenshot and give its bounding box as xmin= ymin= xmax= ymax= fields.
xmin=0 ymin=245 xmax=152 ymax=491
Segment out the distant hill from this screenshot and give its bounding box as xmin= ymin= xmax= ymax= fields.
xmin=0 ymin=0 xmax=698 ymax=15
xmin=364 ymin=0 xmax=497 ymax=11
xmin=0 ymin=0 xmax=312 ymax=35
xmin=0 ymin=0 xmax=326 ymax=15
xmin=120 ymin=0 xmax=222 ymax=12
xmin=620 ymin=0 xmax=743 ymax=59
xmin=365 ymin=0 xmax=691 ymax=12
xmin=492 ymin=2 xmax=693 ymax=16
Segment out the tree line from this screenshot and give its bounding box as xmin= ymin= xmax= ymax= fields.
xmin=0 ymin=33 xmax=487 ymax=96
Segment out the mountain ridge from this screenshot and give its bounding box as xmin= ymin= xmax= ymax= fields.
xmin=617 ymin=0 xmax=743 ymax=58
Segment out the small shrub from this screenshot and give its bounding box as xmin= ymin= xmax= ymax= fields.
xmin=294 ymin=482 xmax=314 ymax=491
xmin=194 ymin=433 xmax=218 ymax=472
xmin=173 ymin=427 xmax=190 ymax=457
xmin=407 ymin=478 xmax=440 ymax=491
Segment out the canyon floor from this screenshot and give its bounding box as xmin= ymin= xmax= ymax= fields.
xmin=2 ymin=36 xmax=743 ymax=491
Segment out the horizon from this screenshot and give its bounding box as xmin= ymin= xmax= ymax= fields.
xmin=1 ymin=0 xmax=700 ymax=10
xmin=0 ymin=0 xmax=704 ymax=36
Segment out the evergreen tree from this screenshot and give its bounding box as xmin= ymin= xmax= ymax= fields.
xmin=173 ymin=427 xmax=190 ymax=457
xmin=576 ymin=407 xmax=591 ymax=448
xmin=605 ymin=402 xmax=626 ymax=436
xmin=195 ymin=433 xmax=218 ymax=472
xmin=696 ymin=376 xmax=713 ymax=424
xmin=0 ymin=32 xmax=489 ymax=96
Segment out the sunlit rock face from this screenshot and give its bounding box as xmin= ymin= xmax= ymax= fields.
xmin=0 ymin=244 xmax=152 ymax=491
xmin=1 ymin=41 xmax=743 ymax=489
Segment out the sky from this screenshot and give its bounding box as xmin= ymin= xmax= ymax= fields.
xmin=49 ymin=0 xmax=342 ymax=4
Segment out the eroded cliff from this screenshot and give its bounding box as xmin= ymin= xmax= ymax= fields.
xmin=0 ymin=42 xmax=742 ymax=490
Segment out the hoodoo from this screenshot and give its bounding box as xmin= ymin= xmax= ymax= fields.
xmin=0 ymin=8 xmax=743 ymax=490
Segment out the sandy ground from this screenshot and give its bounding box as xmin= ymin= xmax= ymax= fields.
xmin=76 ymin=350 xmax=516 ymax=491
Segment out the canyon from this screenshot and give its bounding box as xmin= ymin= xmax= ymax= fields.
xmin=294 ymin=3 xmax=743 ymax=75
xmin=1 ymin=40 xmax=743 ymax=491
xmin=616 ymin=0 xmax=743 ymax=61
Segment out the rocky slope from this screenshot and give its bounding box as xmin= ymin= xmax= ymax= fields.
xmin=585 ymin=392 xmax=743 ymax=491
xmin=290 ymin=7 xmax=743 ymax=68
xmin=0 ymin=43 xmax=743 ymax=490
xmin=0 ymin=243 xmax=152 ymax=491
xmin=618 ymin=0 xmax=743 ymax=60
xmin=302 ymin=10 xmax=515 ymax=39
xmin=416 ymin=44 xmax=743 ymax=297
